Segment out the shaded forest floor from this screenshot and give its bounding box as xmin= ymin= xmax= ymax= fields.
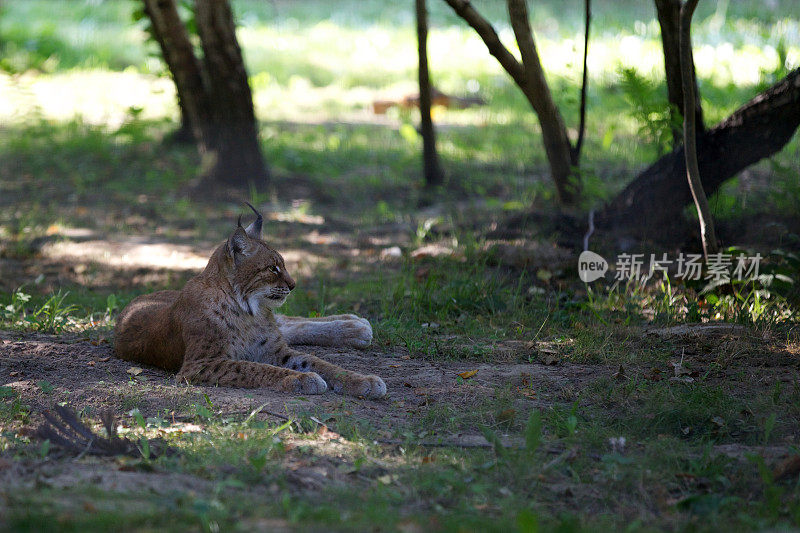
xmin=1 ymin=150 xmax=799 ymax=529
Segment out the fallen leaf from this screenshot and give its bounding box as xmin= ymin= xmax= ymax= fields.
xmin=414 ymin=265 xmax=432 ymax=281
xmin=497 ymin=408 xmax=516 ymax=424
xmin=315 ymin=425 xmax=341 ymax=441
xmin=517 ymin=387 xmax=537 ymax=399
xmin=422 ymin=456 xmax=435 ymax=464
xmin=458 ymin=370 xmax=478 ymax=379
xmin=671 ymin=361 xmax=691 ymax=376
xmin=540 ymin=352 xmax=560 ymax=365
xmin=773 ymin=454 xmax=800 ymax=481
xmin=377 ymin=474 xmax=399 ymax=485
xmin=126 ymin=367 xmax=143 ymax=376
xmin=87 ymin=361 xmax=95 ymax=367
xmin=389 ymin=364 xmax=400 ymax=368
xmin=98 ymin=357 xmax=110 ymax=362
xmin=9 ymin=371 xmax=20 ymax=377
xmin=646 ymin=367 xmax=663 ymax=381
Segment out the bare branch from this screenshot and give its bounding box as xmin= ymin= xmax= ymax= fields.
xmin=573 ymin=0 xmax=591 ymax=161
xmin=440 ymin=0 xmax=526 ymax=87
xmin=680 ymin=0 xmax=718 ymax=256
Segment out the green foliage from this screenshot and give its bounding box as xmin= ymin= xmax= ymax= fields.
xmin=1 ymin=287 xmax=79 ymax=333
xmin=524 ymin=410 xmax=542 ymax=454
xmin=618 ymin=67 xmax=682 ymax=156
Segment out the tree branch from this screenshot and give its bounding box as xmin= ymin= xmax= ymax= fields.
xmin=440 ymin=0 xmax=526 ymax=87
xmin=680 ymin=0 xmax=718 ymax=256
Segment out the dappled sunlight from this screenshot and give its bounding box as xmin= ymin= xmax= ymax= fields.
xmin=0 ymin=70 xmax=177 ymax=128
xmin=38 ymin=237 xmax=327 ymax=277
xmin=2 ymin=8 xmax=796 ymax=132
xmin=42 ymin=238 xmax=212 ymax=271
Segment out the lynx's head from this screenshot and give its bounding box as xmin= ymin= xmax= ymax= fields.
xmin=225 ymin=203 xmax=295 ymax=314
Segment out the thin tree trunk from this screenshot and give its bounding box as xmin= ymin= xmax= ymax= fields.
xmin=680 ymin=0 xmax=717 ymax=256
xmin=572 ymin=0 xmax=591 ymax=162
xmin=194 ymin=0 xmax=268 ymax=188
xmin=416 ymin=0 xmax=444 ymax=187
xmin=655 ymin=0 xmax=704 ymax=146
xmin=442 ymin=0 xmax=579 ymax=205
xmin=599 ymin=68 xmax=800 ymax=236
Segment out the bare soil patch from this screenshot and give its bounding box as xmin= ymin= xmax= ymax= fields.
xmin=0 ymin=332 xmax=608 ymax=434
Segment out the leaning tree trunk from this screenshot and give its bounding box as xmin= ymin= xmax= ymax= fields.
xmin=194 ymin=0 xmax=268 ymax=187
xmin=599 ymin=68 xmax=800 ymax=237
xmin=143 ymin=0 xmax=215 ymax=150
xmin=141 ymin=0 xmax=195 ymax=144
xmin=655 ymin=0 xmax=704 ymax=146
xmin=416 ymin=0 xmax=444 ymax=187
xmin=442 ymin=0 xmax=580 ymax=205
xmin=507 ymin=0 xmax=578 ymax=204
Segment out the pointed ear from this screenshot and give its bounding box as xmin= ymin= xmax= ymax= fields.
xmin=227 ymin=226 xmax=251 ymax=264
xmin=244 ymin=202 xmax=263 ymax=239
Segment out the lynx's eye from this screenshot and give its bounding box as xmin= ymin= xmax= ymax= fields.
xmin=268 ymin=265 xmax=281 ymax=275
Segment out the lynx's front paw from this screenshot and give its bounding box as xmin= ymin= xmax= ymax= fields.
xmin=280 ymin=372 xmax=327 ymax=394
xmin=357 ymin=376 xmax=386 ymax=398
xmin=338 ymin=319 xmax=373 ymax=349
xmin=329 ymin=374 xmax=386 ymax=399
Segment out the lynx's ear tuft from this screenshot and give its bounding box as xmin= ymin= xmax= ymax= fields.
xmin=243 ymin=202 xmax=263 ymax=239
xmin=227 ymin=226 xmax=252 ymax=264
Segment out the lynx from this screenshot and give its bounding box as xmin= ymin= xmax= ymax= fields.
xmin=114 ymin=204 xmax=386 ymax=398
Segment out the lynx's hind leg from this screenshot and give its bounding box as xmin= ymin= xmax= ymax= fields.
xmin=276 ymin=314 xmax=373 ymax=349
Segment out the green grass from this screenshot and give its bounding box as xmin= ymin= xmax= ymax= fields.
xmin=4 ymin=394 xmax=798 ymax=531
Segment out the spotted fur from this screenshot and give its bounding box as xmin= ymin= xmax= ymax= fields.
xmin=113 ymin=213 xmax=386 ymax=399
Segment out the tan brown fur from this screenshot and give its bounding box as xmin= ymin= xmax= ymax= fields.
xmin=114 ymin=214 xmax=386 ymax=398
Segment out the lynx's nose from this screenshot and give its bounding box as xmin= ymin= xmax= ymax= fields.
xmin=285 ymin=274 xmax=296 ymax=291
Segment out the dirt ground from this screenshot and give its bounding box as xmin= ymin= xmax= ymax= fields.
xmin=0 ymin=330 xmax=607 ymax=435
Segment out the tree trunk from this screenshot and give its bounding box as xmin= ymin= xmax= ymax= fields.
xmin=194 ymin=0 xmax=268 ymax=188
xmin=442 ymin=0 xmax=579 ymax=205
xmin=142 ymin=0 xmax=268 ymax=189
xmin=655 ymin=0 xmax=704 ymax=145
xmin=506 ymin=0 xmax=578 ymax=204
xmin=679 ymin=0 xmax=717 ymax=257
xmin=143 ymin=0 xmax=215 ymax=150
xmin=416 ymin=0 xmax=444 ymax=187
xmin=599 ymin=68 xmax=800 ymax=237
